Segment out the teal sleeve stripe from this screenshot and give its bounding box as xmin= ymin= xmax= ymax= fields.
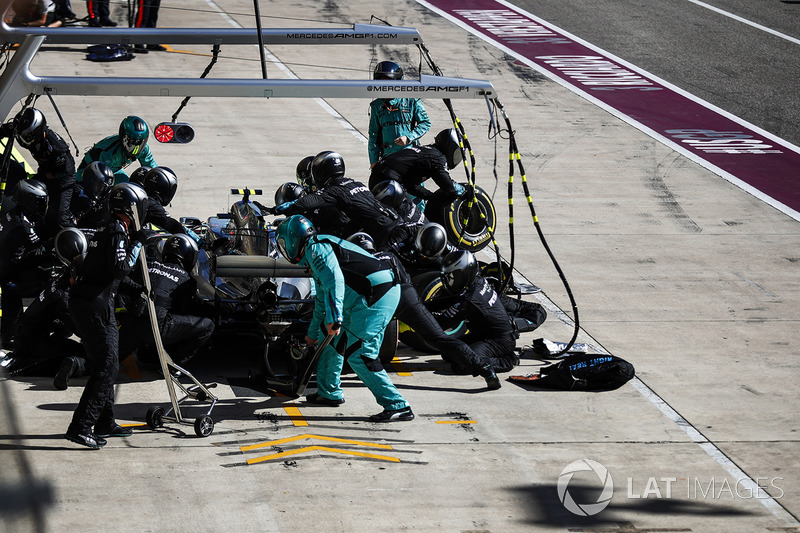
xmin=366 ymin=269 xmax=394 ymax=287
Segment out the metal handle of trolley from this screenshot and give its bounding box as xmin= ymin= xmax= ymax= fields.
xmin=131 ymin=202 xmax=220 ymax=437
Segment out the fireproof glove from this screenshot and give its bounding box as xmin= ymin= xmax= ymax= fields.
xmin=127 ymin=241 xmax=143 ymax=268
xmin=273 ymin=201 xmax=296 ymax=214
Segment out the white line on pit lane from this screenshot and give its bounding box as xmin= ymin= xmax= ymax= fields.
xmin=685 ymin=0 xmax=800 ymax=46
xmin=202 ymin=0 xmax=368 ymax=146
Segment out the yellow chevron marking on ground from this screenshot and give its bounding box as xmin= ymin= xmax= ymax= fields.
xmin=282 ymin=405 xmax=308 ymax=427
xmin=436 ymin=420 xmax=477 ymax=424
xmin=246 ymin=445 xmax=401 ymax=465
xmin=240 ymin=433 xmax=394 ymax=452
xmin=391 ymin=356 xmax=413 ymax=377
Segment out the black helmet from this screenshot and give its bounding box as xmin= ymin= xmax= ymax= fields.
xmin=142 ymin=166 xmax=178 ymax=206
xmin=310 ymin=151 xmax=345 ymax=190
xmin=108 ymin=182 xmax=148 ymax=221
xmin=54 ymin=227 xmax=88 ymax=266
xmin=434 ymin=128 xmax=463 ymax=170
xmin=119 ymin=115 xmax=149 ymax=157
xmin=162 ymin=233 xmax=199 ymax=271
xmin=295 ymin=155 xmax=315 ymax=190
xmin=371 ymin=180 xmax=405 ymax=209
xmin=441 ymin=250 xmax=479 ymax=294
xmin=415 ymin=222 xmax=448 ymax=260
xmin=128 ymin=165 xmax=151 ymax=185
xmin=82 ymin=161 xmax=115 ymax=200
xmin=346 ymin=231 xmax=376 ymax=253
xmin=373 ymin=61 xmax=404 ymax=81
xmin=12 ymin=179 xmax=48 ymax=220
xmin=275 ymin=182 xmax=306 ymax=206
xmin=14 ymin=108 xmax=46 ymax=147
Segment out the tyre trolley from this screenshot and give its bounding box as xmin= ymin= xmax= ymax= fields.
xmin=132 ymin=208 xmax=219 ymax=437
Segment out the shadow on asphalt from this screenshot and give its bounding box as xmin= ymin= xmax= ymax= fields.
xmin=509 ymin=483 xmax=758 ymax=529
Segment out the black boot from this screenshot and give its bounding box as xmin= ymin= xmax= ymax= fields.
xmin=479 ymin=364 xmax=501 ymax=390
xmin=54 ymin=356 xmax=80 ymax=390
xmin=95 ymin=422 xmax=133 ymax=438
xmin=65 ymin=426 xmax=106 ymax=449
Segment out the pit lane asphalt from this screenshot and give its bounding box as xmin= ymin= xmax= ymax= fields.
xmin=510 ymin=0 xmax=800 ymax=148
xmin=1 ymin=1 xmax=799 ymax=531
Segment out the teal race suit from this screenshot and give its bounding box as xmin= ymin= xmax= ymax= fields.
xmin=76 ymin=135 xmax=157 ymax=184
xmin=300 ymin=234 xmax=407 ymax=410
xmin=368 ymin=97 xmax=431 ymax=166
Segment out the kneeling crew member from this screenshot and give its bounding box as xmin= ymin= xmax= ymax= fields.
xmin=349 ymin=231 xmax=500 ymax=390
xmin=430 ymin=250 xmax=520 ymax=374
xmin=118 ymin=233 xmax=214 ymax=368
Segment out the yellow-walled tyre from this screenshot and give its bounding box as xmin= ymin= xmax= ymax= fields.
xmin=426 ymin=185 xmax=496 ymax=252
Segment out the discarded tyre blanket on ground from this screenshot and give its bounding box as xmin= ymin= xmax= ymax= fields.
xmin=86 ymin=45 xmax=134 ymax=62
xmin=509 ymin=353 xmax=634 ymax=391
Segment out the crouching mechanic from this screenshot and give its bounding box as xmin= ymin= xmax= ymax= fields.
xmin=0 ymin=179 xmax=51 ymax=348
xmin=369 ymin=128 xmax=467 ymax=206
xmin=135 ymin=166 xmax=202 ymax=244
xmin=76 ymin=116 xmax=157 ymax=185
xmin=429 ymin=250 xmax=520 ymax=374
xmin=348 ymin=231 xmax=500 ymax=390
xmin=1 ymin=107 xmax=77 ymax=237
xmin=276 ymin=215 xmax=413 ymax=422
xmin=274 ymin=151 xmax=403 ymax=250
xmin=118 ymin=233 xmax=214 ymax=368
xmin=3 ymin=228 xmax=87 ymax=383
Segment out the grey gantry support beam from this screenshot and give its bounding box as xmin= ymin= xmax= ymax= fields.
xmin=0 ymin=35 xmax=495 ymax=118
xmin=0 ymin=21 xmax=423 ymax=46
xmin=0 ymin=35 xmax=43 ymax=118
xmin=31 ymin=74 xmax=495 ymax=99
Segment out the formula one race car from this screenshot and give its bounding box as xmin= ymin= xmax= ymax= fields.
xmin=178 ymin=181 xmax=511 ymax=389
xmin=180 ymin=188 xmax=398 ymax=395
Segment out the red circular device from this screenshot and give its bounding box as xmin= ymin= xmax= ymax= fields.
xmin=154 ymin=124 xmax=174 ymax=143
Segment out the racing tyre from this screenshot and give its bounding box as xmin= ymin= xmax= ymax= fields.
xmin=146 ymin=406 xmax=165 ymax=429
xmin=194 ymin=415 xmax=214 ymax=437
xmin=427 ymin=185 xmax=496 ymax=252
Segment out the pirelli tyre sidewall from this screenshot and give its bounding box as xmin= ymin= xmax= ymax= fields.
xmin=397 ymin=272 xmax=469 ymax=352
xmin=428 ymin=184 xmax=496 ymax=252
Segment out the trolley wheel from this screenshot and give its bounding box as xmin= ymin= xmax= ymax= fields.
xmin=146 ymin=406 xmax=165 ymax=429
xmin=194 ymin=389 xmax=208 ymax=402
xmin=194 ymin=415 xmax=214 ymax=437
